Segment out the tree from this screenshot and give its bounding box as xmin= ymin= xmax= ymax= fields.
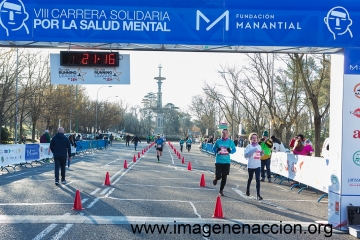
xmin=189 ymin=95 xmax=216 ymax=137
xmin=289 ymin=54 xmax=330 ymax=156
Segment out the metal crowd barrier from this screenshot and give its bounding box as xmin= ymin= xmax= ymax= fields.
xmin=0 ymin=140 xmax=108 ymax=173
xmin=200 ymin=143 xmax=328 ymax=202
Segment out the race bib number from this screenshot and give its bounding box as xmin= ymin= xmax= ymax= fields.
xmin=254 ymin=150 xmax=261 ymax=160
xmin=187 ymin=143 xmax=191 ymax=146
xmin=219 ymin=147 xmax=229 ymax=155
xmin=157 ymin=144 xmax=162 ymax=148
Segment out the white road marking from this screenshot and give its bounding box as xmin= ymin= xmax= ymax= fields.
xmin=90 ymin=188 xmax=101 ymax=195
xmin=87 ymin=158 xmax=140 ymax=209
xmin=32 ymin=224 xmax=58 ymax=240
xmin=50 ymin=213 xmax=84 ymax=240
xmin=105 ymin=188 xmax=115 ymax=197
xmin=100 ymin=187 xmax=111 ymax=195
xmin=232 ymin=188 xmax=249 ymax=200
xmin=31 ymin=213 xmax=70 ymax=240
xmin=5 ymin=215 xmax=319 ymax=227
xmin=86 ymin=198 xmax=99 ymax=209
xmin=119 ymin=183 xmax=217 ymax=190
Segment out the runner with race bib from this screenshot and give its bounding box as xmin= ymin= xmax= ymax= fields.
xmin=154 ymin=134 xmax=165 ymax=162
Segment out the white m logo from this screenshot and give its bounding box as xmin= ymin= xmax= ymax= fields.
xmin=350 ymin=65 xmax=359 ymax=71
xmin=196 ymin=10 xmax=229 ymax=31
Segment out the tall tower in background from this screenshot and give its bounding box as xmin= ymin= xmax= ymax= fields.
xmin=153 ymin=64 xmax=166 ymax=135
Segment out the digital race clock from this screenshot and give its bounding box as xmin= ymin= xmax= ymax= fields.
xmin=60 ymin=51 xmax=120 ymax=67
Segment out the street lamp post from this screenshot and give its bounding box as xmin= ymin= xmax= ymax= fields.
xmin=96 ymin=86 xmax=112 ymax=137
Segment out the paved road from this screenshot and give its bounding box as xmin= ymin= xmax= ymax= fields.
xmin=0 ymin=142 xmax=352 ymax=239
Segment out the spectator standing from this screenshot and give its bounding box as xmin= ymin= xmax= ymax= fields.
xmin=40 ymin=130 xmax=51 ymax=162
xmin=271 ymin=135 xmax=287 ymax=153
xmin=68 ymin=135 xmax=76 ymax=157
xmin=109 ymin=134 xmax=114 ymax=146
xmin=233 ymin=137 xmax=239 ymax=147
xmin=239 ymin=137 xmax=244 ymax=147
xmin=289 ymin=136 xmax=297 ymax=149
xmin=293 ymin=139 xmax=313 ymax=156
xmin=259 ymin=131 xmax=273 ymax=183
xmin=75 ymin=134 xmax=81 ymax=141
xmin=125 ymin=134 xmax=131 ymax=146
xmin=50 ymin=127 xmax=71 ymax=186
xmin=40 ymin=130 xmax=51 ymax=143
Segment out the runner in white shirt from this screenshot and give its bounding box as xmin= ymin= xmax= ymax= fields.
xmin=244 ymin=132 xmax=264 ymax=200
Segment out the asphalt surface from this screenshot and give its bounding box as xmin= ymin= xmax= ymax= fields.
xmin=0 ymin=142 xmax=353 ymax=239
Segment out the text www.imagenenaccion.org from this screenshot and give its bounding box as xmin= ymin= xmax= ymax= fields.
xmin=131 ymin=221 xmax=333 ymax=237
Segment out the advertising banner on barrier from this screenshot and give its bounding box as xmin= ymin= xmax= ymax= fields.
xmin=0 ymin=145 xmax=25 ymax=166
xmin=39 ymin=143 xmax=52 ymax=159
xmin=230 ymin=148 xmax=330 ymax=193
xmin=50 ymin=54 xmax=131 ymax=85
xmin=1 ymin=0 xmax=360 ymax=48
xmin=25 ymin=144 xmax=40 ymax=161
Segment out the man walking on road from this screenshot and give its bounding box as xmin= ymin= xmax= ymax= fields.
xmin=50 ymin=127 xmax=71 ymax=186
xmin=131 ymin=135 xmax=141 ymax=151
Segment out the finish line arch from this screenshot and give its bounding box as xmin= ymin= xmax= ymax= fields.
xmin=0 ymin=0 xmax=358 ymax=230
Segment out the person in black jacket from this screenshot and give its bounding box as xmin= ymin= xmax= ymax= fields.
xmin=131 ymin=135 xmax=141 ymax=151
xmin=50 ymin=127 xmax=71 ymax=186
xmin=125 ymin=134 xmax=131 ymax=146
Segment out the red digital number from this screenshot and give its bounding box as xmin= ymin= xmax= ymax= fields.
xmin=109 ymin=54 xmax=115 ymax=65
xmin=82 ymin=54 xmax=89 ymax=65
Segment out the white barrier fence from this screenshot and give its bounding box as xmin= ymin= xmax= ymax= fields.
xmin=0 ymin=144 xmax=53 ymax=171
xmin=230 ymin=147 xmax=330 ymax=200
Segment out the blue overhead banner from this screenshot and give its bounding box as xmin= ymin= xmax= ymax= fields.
xmin=0 ymin=0 xmax=360 ymax=47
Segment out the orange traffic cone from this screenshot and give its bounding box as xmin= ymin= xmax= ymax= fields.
xmin=212 ymin=196 xmax=224 ymax=218
xmin=182 ymin=157 xmax=185 ymax=164
xmin=124 ymin=160 xmax=128 ymax=169
xmin=188 ymin=162 xmax=192 ymax=170
xmin=104 ymin=172 xmax=111 ymax=185
xmin=199 ymin=174 xmax=206 ymax=187
xmin=178 ymin=153 xmax=181 ymax=159
xmin=142 ymin=150 xmax=144 ymax=155
xmin=72 ymin=190 xmax=84 ymax=210
xmin=133 ymin=155 xmax=137 ymax=162
xmin=138 ymin=152 xmax=141 ymax=158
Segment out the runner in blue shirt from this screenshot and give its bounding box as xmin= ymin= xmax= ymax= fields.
xmin=186 ymin=138 xmax=192 ymax=152
xmin=212 ymin=129 xmax=236 ymax=196
xmin=179 ymin=139 xmax=185 ymax=152
xmin=154 ymin=134 xmax=165 ymax=162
